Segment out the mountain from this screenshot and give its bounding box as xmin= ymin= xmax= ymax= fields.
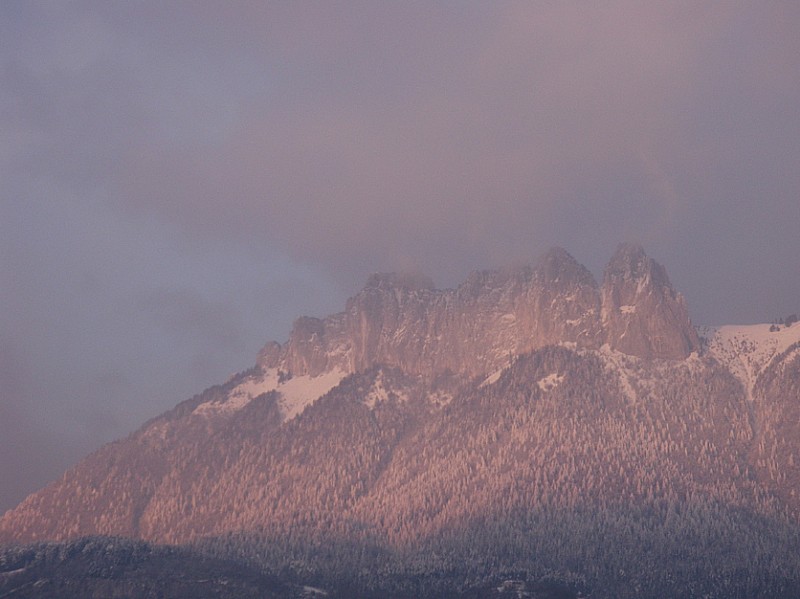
xmin=2 ymin=244 xmax=799 ymax=598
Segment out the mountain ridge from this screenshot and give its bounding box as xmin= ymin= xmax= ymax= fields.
xmin=2 ymin=244 xmax=799 ymax=598
xmin=259 ymin=244 xmax=698 ymax=385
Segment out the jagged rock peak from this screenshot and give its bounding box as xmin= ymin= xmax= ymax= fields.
xmin=535 ymin=247 xmax=598 ymax=288
xmin=257 ymin=341 xmax=282 ymax=370
xmin=604 ymin=242 xmax=669 ymax=287
xmin=601 ymin=243 xmax=699 ymax=359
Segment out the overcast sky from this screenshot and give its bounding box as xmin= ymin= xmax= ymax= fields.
xmin=2 ymin=1 xmax=799 ymax=513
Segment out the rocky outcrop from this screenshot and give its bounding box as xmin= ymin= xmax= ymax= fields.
xmin=601 ymin=243 xmax=699 ymax=359
xmin=258 ymin=244 xmax=697 ymax=379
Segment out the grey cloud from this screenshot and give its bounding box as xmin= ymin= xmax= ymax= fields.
xmin=138 ymin=288 xmax=246 ymax=354
xmin=0 ymin=339 xmax=93 ymax=511
xmin=90 ymin=2 xmax=799 ymax=308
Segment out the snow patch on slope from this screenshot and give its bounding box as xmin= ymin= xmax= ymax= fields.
xmin=537 ymin=373 xmax=564 ymax=391
xmin=699 ymin=323 xmax=800 ymax=400
xmin=194 ymin=368 xmax=346 ymax=421
xmin=596 ymin=345 xmax=640 ymax=403
xmin=429 ymin=390 xmax=453 ymax=407
xmin=279 ymin=369 xmax=347 ymax=420
xmin=362 ymin=372 xmax=410 ymax=408
xmin=480 ymin=368 xmax=505 ymax=388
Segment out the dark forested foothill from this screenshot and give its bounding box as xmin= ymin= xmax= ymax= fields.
xmin=0 ymin=536 xmax=291 ymax=598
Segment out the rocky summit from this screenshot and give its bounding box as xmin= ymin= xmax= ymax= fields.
xmin=2 ymin=245 xmax=799 ymax=599
xmin=262 ymin=243 xmax=698 ymax=382
xmin=601 ymin=243 xmax=700 ymax=359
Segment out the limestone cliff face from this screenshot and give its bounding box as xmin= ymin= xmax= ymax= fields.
xmin=524 ymin=247 xmax=603 ymax=349
xmin=259 ymin=245 xmax=697 ymax=379
xmin=601 ymin=243 xmax=700 ymax=359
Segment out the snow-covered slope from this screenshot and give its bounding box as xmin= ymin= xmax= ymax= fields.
xmin=699 ymin=323 xmax=800 ymax=399
xmin=194 ymin=367 xmax=346 ymax=421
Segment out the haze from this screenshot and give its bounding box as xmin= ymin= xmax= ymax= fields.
xmin=2 ymin=1 xmax=799 ymax=512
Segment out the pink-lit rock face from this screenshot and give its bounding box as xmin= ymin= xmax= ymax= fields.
xmin=261 ymin=245 xmax=698 ymax=380
xmin=601 ymin=243 xmax=700 ymax=360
